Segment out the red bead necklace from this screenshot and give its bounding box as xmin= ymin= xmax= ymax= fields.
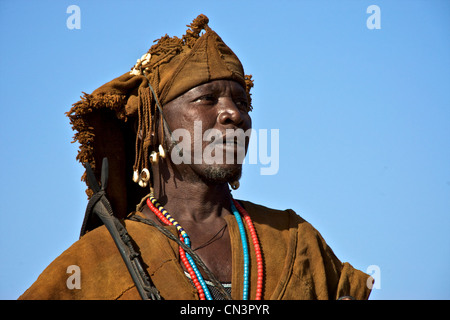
xmin=146 ymin=196 xmax=264 ymax=300
xmin=232 ymin=199 xmax=264 ymax=300
xmin=147 ymin=198 xmax=208 ymax=299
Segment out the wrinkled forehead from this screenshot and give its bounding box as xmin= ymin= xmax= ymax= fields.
xmin=171 ymin=80 xmax=248 ymax=101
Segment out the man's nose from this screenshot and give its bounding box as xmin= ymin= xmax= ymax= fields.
xmin=217 ymin=97 xmax=244 ymax=127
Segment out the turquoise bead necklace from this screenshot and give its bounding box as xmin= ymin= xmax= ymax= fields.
xmin=146 ymin=194 xmax=262 ymax=300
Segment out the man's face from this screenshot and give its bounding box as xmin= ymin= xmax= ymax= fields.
xmin=161 ymin=79 xmax=252 ymax=184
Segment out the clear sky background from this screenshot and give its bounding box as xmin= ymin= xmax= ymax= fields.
xmin=1 ymin=0 xmax=449 ymax=300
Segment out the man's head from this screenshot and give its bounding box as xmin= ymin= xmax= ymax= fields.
xmin=67 ymin=14 xmax=253 ymax=219
xmin=158 ymin=79 xmax=252 ymax=186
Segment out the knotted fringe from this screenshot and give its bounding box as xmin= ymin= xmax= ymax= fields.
xmin=130 ymin=14 xmax=213 ymax=187
xmin=66 ymin=93 xmax=128 ymax=197
xmin=183 ymin=14 xmax=211 ymax=47
xmin=134 ymin=86 xmax=152 ymax=177
xmin=245 ymin=75 xmax=254 ymax=111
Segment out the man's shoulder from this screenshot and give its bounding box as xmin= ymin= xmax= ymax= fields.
xmin=236 ymin=199 xmax=316 ymax=233
xmin=18 ymin=219 xmax=152 ymax=300
xmin=237 ymin=199 xmax=332 ymax=251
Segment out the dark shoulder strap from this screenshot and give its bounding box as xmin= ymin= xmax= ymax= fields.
xmin=82 ymin=157 xmax=161 ymax=300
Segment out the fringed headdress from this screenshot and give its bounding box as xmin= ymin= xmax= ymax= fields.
xmin=66 ymin=14 xmax=254 ymax=225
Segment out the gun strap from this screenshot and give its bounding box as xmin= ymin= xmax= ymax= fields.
xmin=83 ymin=158 xmax=161 ymax=300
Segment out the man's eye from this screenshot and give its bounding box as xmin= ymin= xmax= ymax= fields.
xmin=235 ymin=100 xmax=249 ymax=110
xmin=195 ymin=95 xmax=217 ymax=103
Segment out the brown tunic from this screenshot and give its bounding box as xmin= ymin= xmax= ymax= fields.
xmin=19 ymin=201 xmax=372 ymax=300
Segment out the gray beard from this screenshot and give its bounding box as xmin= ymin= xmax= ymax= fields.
xmin=202 ymin=166 xmax=242 ymax=184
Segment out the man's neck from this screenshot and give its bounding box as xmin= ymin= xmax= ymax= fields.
xmin=151 ymin=163 xmax=234 ymax=224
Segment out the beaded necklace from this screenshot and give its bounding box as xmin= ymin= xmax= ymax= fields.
xmin=146 ymin=194 xmax=264 ymax=300
xmin=146 ymin=196 xmax=211 ymax=300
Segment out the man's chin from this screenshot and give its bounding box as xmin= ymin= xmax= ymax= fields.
xmin=201 ymin=164 xmax=242 ymax=185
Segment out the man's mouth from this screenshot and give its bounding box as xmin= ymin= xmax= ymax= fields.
xmin=223 ymin=139 xmax=241 ymax=146
xmin=221 ymin=135 xmax=245 ymax=147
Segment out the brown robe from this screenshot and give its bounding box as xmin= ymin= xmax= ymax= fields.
xmin=19 ymin=201 xmax=372 ymax=300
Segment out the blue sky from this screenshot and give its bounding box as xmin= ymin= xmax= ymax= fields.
xmin=1 ymin=0 xmax=449 ymax=300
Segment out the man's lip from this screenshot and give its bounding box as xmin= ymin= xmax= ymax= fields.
xmin=222 ymin=138 xmax=245 ymax=148
xmin=206 ymin=134 xmax=245 ymax=147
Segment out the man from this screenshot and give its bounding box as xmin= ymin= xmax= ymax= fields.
xmin=19 ymin=14 xmax=372 ymax=300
